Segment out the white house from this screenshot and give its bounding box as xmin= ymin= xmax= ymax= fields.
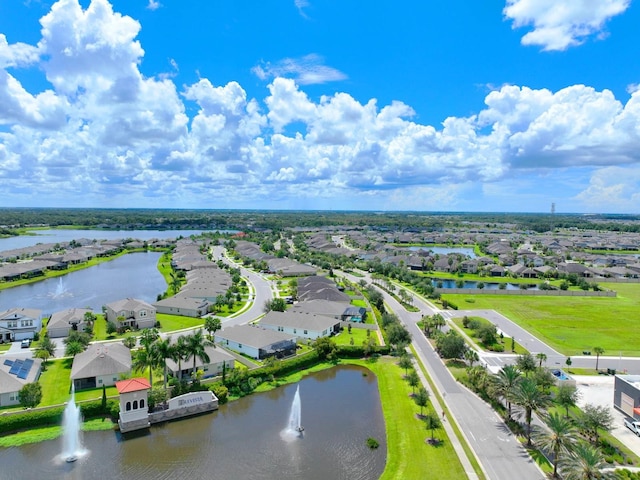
xmin=0 ymin=308 xmax=43 ymax=342
xmin=165 ymin=344 xmax=235 ymax=379
xmin=0 ymin=356 xmax=42 ymax=407
xmin=215 ymin=325 xmax=296 ymax=360
xmin=104 ymin=298 xmax=156 ymax=330
xmin=71 ymin=343 xmax=131 ymax=390
xmin=259 ymin=311 xmax=340 ymax=341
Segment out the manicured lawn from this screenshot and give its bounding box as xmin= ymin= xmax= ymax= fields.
xmin=38 ymin=358 xmax=120 ymax=406
xmin=451 ymin=317 xmax=529 ymax=355
xmin=333 ymin=328 xmax=378 ymax=346
xmin=442 ymin=282 xmax=640 ymax=356
xmin=359 ymin=357 xmax=467 ymax=480
xmin=156 ymin=313 xmax=203 ymax=332
xmin=0 ymin=344 xmax=11 ymax=352
xmin=0 ymin=418 xmax=114 ymax=447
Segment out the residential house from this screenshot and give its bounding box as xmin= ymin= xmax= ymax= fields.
xmin=259 ymin=311 xmax=341 ymax=341
xmin=0 ymin=308 xmax=42 ymax=342
xmin=47 ymin=308 xmax=93 ymax=338
xmin=215 ymin=325 xmax=296 ymax=360
xmin=153 ymin=296 xmax=210 ymax=318
xmin=105 ymin=298 xmax=156 ymax=330
xmin=70 ymin=342 xmax=132 ymax=390
xmin=0 ymin=356 xmax=42 ymax=406
xmin=165 ymin=344 xmax=235 ymax=379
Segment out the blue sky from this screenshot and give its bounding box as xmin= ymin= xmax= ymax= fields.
xmin=1 ymin=0 xmax=639 ymax=213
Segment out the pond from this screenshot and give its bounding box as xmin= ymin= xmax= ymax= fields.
xmin=407 ymin=246 xmax=476 ymax=258
xmin=433 ymin=279 xmax=540 ymax=290
xmin=0 ymin=366 xmax=386 ymax=480
xmin=0 ymin=252 xmax=166 ymax=314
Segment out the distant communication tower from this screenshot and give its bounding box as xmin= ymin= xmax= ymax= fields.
xmin=551 ymin=202 xmax=556 ymax=215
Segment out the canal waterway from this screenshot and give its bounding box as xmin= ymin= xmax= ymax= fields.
xmin=0 ymin=366 xmax=386 ymax=480
xmin=0 ymin=252 xmax=165 ymax=314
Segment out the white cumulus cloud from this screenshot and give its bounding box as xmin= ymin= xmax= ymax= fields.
xmin=252 ymin=54 xmax=347 ymax=85
xmin=504 ymin=0 xmax=630 ymax=50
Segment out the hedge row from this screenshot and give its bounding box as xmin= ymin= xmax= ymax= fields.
xmin=336 ymin=345 xmax=390 ymax=358
xmin=0 ymin=399 xmax=118 ymax=435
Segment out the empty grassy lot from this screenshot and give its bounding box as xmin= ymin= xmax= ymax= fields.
xmin=442 ymin=283 xmax=640 ymax=356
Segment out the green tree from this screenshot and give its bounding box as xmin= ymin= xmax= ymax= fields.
xmin=406 ymin=370 xmax=420 ymax=395
xmin=65 ymin=341 xmax=85 ymax=357
xmin=314 ymin=336 xmax=337 ymax=361
xmin=133 ymin=344 xmax=159 ymax=386
xmin=556 ymin=383 xmax=581 ymax=418
xmin=464 ymin=349 xmax=479 ymax=368
xmin=106 ymin=321 xmax=118 ymax=335
xmin=435 ymin=330 xmax=467 ymax=359
xmin=513 ymin=377 xmax=551 ymax=446
xmin=101 ymin=384 xmax=107 ymax=411
xmin=174 ymin=335 xmax=189 ymax=380
xmin=122 ymin=336 xmax=137 ymax=349
xmin=593 ymin=347 xmax=604 ymax=371
xmin=398 ymin=353 xmax=413 ymax=376
xmin=579 ymin=403 xmax=613 ymax=446
xmin=155 ymin=336 xmax=178 ymax=393
xmin=516 ymin=353 xmax=537 ymax=377
xmin=423 ymin=412 xmax=442 ymax=444
xmin=414 ymin=387 xmax=429 ymax=416
xmin=184 ymin=330 xmax=211 ymax=379
xmin=18 ymin=382 xmax=42 ymax=408
xmin=536 ymin=352 xmax=547 ymax=368
xmin=477 ymin=324 xmax=497 ymax=346
xmin=387 ymin=323 xmax=411 ymax=348
xmin=204 ymin=316 xmax=222 ymax=340
xmin=139 ymin=328 xmax=160 ymax=351
xmin=558 ymin=441 xmax=616 ymax=480
xmin=36 ymin=334 xmax=56 ymax=367
xmin=532 ymin=412 xmax=578 ymax=478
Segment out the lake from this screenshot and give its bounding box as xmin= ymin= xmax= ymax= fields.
xmin=0 ymin=229 xmax=222 ymax=252
xmin=0 ymin=252 xmax=166 ymax=314
xmin=0 ymin=366 xmax=386 ymax=480
xmin=407 ymin=246 xmax=477 ymax=258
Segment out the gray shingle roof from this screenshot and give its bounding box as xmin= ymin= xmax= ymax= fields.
xmin=70 ymin=343 xmax=131 ymax=380
xmin=215 ymin=324 xmax=296 ymax=349
xmin=260 ymin=310 xmax=340 ymax=332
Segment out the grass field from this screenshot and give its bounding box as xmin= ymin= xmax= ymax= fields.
xmin=442 ymin=282 xmax=640 ymax=356
xmin=333 ymin=328 xmax=378 ymax=346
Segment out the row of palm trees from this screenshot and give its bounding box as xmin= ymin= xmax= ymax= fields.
xmin=130 ymin=328 xmax=212 ymax=394
xmin=490 ymin=360 xmax=618 ymax=479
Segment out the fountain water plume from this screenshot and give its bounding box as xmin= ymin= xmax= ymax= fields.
xmin=281 ymin=385 xmax=303 ymax=440
xmin=51 ymin=277 xmax=70 ymax=299
xmin=62 ymin=385 xmax=85 ymax=463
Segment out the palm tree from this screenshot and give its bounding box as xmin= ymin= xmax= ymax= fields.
xmin=184 ymin=330 xmax=211 ymax=380
xmin=174 ymin=335 xmax=189 ymax=380
xmin=464 ymin=349 xmax=479 ymax=368
xmin=593 ymin=347 xmax=604 ymax=371
xmin=155 ymin=336 xmax=177 ymax=393
xmin=491 ymin=364 xmax=522 ymax=419
xmin=556 ymin=383 xmax=580 ymax=418
xmin=536 ymin=352 xmax=547 ymax=368
xmin=132 ymin=343 xmax=160 ymax=386
xmin=513 ymin=377 xmax=551 ymax=446
xmin=169 ymin=271 xmax=181 ymax=295
xmin=559 ymin=441 xmax=616 ymax=480
xmin=139 ymin=328 xmax=159 ymax=352
xmin=516 ymin=353 xmax=537 ymax=377
xmin=204 ymin=316 xmax=222 ymax=341
xmin=533 ymin=412 xmax=578 ymax=478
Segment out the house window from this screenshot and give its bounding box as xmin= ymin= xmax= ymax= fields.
xmin=133 ymin=400 xmax=138 ymax=409
xmin=140 ymin=399 xmax=145 ymax=409
xmin=126 ymin=402 xmax=131 ymax=411
xmin=98 ymin=379 xmax=102 ymax=384
xmin=140 ymin=310 xmax=147 ymax=317
xmin=304 ymin=330 xmax=308 ymax=335
xmin=293 ymin=329 xmax=297 ymax=334
xmin=238 ymin=344 xmax=243 ymax=349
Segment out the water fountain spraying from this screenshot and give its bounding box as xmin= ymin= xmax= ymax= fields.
xmin=52 ymin=278 xmax=69 ymax=299
xmin=62 ymin=385 xmax=83 ymax=463
xmin=282 ymin=385 xmax=303 ymax=440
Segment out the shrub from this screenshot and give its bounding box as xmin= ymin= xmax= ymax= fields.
xmin=210 ymin=384 xmax=229 ymax=405
xmin=0 ymin=406 xmax=64 ymax=435
xmin=366 ymin=437 xmax=380 ymax=449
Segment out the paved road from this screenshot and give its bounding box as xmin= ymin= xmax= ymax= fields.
xmin=442 ymin=309 xmax=640 ymax=374
xmin=340 ymin=272 xmax=545 ymax=480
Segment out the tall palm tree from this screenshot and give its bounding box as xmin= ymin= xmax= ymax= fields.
xmin=175 ymin=335 xmax=189 ymax=380
xmin=536 ymin=352 xmax=547 ymax=368
xmin=491 ymin=364 xmax=522 ymax=419
xmin=558 ymin=441 xmax=616 ymax=480
xmin=184 ymin=330 xmax=211 ymax=380
xmin=132 ymin=343 xmax=160 ymax=386
xmin=593 ymin=347 xmax=605 ymax=371
xmin=513 ymin=377 xmax=551 ymax=446
xmin=533 ymin=412 xmax=578 ymax=478
xmin=155 ymin=336 xmax=177 ymax=393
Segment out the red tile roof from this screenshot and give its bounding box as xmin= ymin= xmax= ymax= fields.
xmin=115 ymin=377 xmax=151 ymax=393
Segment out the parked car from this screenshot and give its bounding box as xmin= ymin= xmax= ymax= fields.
xmin=624 ymin=418 xmax=640 ymax=436
xmin=20 ymin=339 xmax=31 ymax=348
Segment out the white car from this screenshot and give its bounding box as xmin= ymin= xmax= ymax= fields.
xmin=624 ymin=418 xmax=640 ymax=436
xmin=20 ymin=339 xmax=31 ymax=348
